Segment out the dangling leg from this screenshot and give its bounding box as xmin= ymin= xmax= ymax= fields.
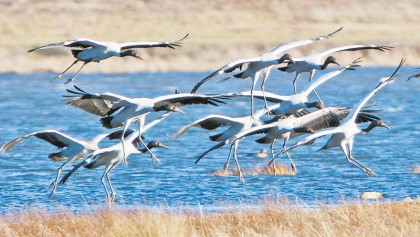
xmin=106 ymin=166 xmax=117 ymax=202
xmin=292 ymin=73 xmax=301 ymax=94
xmin=347 ymin=141 xmax=376 ymax=176
xmin=260 ymin=71 xmax=272 ymax=114
xmin=48 ymin=157 xmax=76 ymax=198
xmin=282 ymin=136 xmax=296 ymax=173
xmin=120 ymin=118 xmax=134 ymax=166
xmin=308 ymin=69 xmax=324 ymax=105
xmin=137 ymin=119 xmax=160 ymax=164
xmin=312 ymin=89 xmax=324 ymax=105
xmin=53 ymin=60 xmax=79 ymax=81
xmin=250 ymin=75 xmax=259 ymax=122
xmin=268 ymin=140 xmax=278 ymax=175
xmin=341 ymin=142 xmax=375 ymax=176
xmin=65 ymin=61 xmax=89 ymax=84
xmin=101 ymin=167 xmax=112 ymax=201
xmin=232 ymin=140 xmax=244 ymax=183
xmin=223 ymin=144 xmax=234 ymax=173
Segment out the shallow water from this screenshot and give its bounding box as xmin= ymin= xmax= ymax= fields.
xmin=0 ymin=67 xmax=419 ymax=213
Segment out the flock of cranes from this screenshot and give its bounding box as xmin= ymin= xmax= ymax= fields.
xmin=1 ymin=27 xmax=418 ymax=202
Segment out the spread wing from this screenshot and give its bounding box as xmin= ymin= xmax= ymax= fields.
xmin=194 ymin=122 xmax=275 ymax=164
xmin=190 ymin=57 xmax=261 ymax=93
xmin=223 ymin=90 xmax=290 ymax=103
xmin=283 ymin=127 xmax=342 ymax=153
xmin=120 ymin=33 xmax=189 ymax=50
xmin=269 ymin=27 xmax=342 ymax=55
xmin=301 ymin=58 xmax=361 ymax=96
xmin=153 ymin=93 xmax=227 ymax=108
xmin=169 ymin=114 xmax=241 ymax=139
xmin=315 ymin=44 xmax=393 ymax=58
xmin=345 ymin=58 xmax=404 ymax=123
xmin=1 ymin=130 xmax=85 ymax=153
xmin=63 ymin=85 xmax=131 ymax=117
xmin=28 ymin=38 xmax=104 ymax=52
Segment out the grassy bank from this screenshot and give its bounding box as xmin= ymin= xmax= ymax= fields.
xmin=1 ymin=0 xmax=419 ymax=73
xmin=1 ymin=200 xmax=418 ymax=236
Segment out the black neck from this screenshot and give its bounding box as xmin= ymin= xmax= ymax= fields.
xmin=362 ymin=122 xmax=376 ymax=133
xmin=320 ymin=61 xmax=329 ymax=70
xmin=139 ymin=147 xmax=148 ymax=153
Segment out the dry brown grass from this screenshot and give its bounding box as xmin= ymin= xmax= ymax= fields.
xmin=1 ymin=200 xmax=419 ymax=237
xmin=1 ymin=0 xmax=419 ymax=73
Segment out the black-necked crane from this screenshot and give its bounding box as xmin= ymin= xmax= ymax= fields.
xmin=224 ymin=58 xmax=362 ymax=116
xmin=59 ymin=113 xmax=170 ymax=202
xmin=190 ymin=27 xmax=343 ymax=119
xmin=194 ymin=104 xmax=382 ymax=182
xmin=194 ymin=114 xmax=314 ymax=182
xmin=169 ymin=104 xmax=280 ymax=175
xmin=278 ymin=44 xmax=392 ymax=95
xmin=28 ymin=34 xmax=189 ymax=83
xmin=63 ymin=86 xmax=226 ymax=164
xmin=281 ymin=59 xmax=405 ymax=176
xmin=0 ymin=128 xmax=134 ymax=198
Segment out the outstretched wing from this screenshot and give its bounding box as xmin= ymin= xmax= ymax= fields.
xmin=63 ymin=85 xmax=131 ymax=117
xmin=283 ymin=127 xmax=342 ymax=153
xmin=120 ymin=33 xmax=189 ymax=50
xmin=345 ymin=58 xmax=404 ymax=123
xmin=269 ymin=27 xmax=343 ymax=56
xmin=28 ymin=38 xmax=105 ymax=52
xmin=1 ymin=130 xmax=84 ymax=153
xmin=169 ymin=114 xmax=240 ymax=140
xmin=91 ymin=129 xmax=136 ymax=143
xmin=154 ymin=93 xmax=227 ymax=108
xmin=223 ymin=90 xmax=290 ymax=103
xmin=194 ymin=122 xmax=275 ymax=164
xmin=301 ymin=58 xmax=361 ymax=96
xmin=190 ymin=57 xmax=261 ymax=93
xmin=315 ymin=44 xmax=393 ymax=58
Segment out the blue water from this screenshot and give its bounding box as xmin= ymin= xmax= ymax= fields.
xmin=0 ymin=67 xmax=419 ymax=213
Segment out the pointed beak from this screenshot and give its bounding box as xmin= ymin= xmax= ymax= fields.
xmin=159 ymin=144 xmax=169 ymax=149
xmin=333 ymin=61 xmax=340 ymax=66
xmin=135 ymin=55 xmax=144 ymax=60
xmin=173 ymin=107 xmax=185 ymax=114
xmin=381 ymin=122 xmax=390 ymax=130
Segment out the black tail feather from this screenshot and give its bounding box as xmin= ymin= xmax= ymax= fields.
xmin=100 ymin=116 xmax=114 ymax=129
xmin=233 ymin=72 xmax=244 ymax=79
xmin=71 ymin=49 xmax=83 ymax=58
xmin=209 ymin=133 xmax=222 ymax=141
xmin=277 ymin=66 xmax=288 ymax=72
xmin=255 ymin=136 xmax=268 ymax=144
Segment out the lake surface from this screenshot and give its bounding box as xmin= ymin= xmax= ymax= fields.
xmin=0 ymin=67 xmax=419 ymax=213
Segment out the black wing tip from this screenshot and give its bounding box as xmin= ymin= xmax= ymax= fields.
xmin=345 ymin=57 xmax=364 ymax=70
xmin=377 ymin=58 xmax=406 ymax=88
xmin=312 ymin=26 xmax=343 ymax=41
xmin=194 ymin=156 xmax=203 ymax=164
xmin=377 ymin=45 xmax=394 ymax=52
xmin=329 ymin=26 xmax=343 ymax=36
xmin=190 ymin=84 xmax=201 ymax=94
xmin=168 ymin=33 xmax=190 ymax=49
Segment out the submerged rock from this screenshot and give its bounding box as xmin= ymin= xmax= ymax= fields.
xmin=361 ymin=191 xmax=384 ymax=199
xmin=410 ymin=165 xmax=420 ymax=174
